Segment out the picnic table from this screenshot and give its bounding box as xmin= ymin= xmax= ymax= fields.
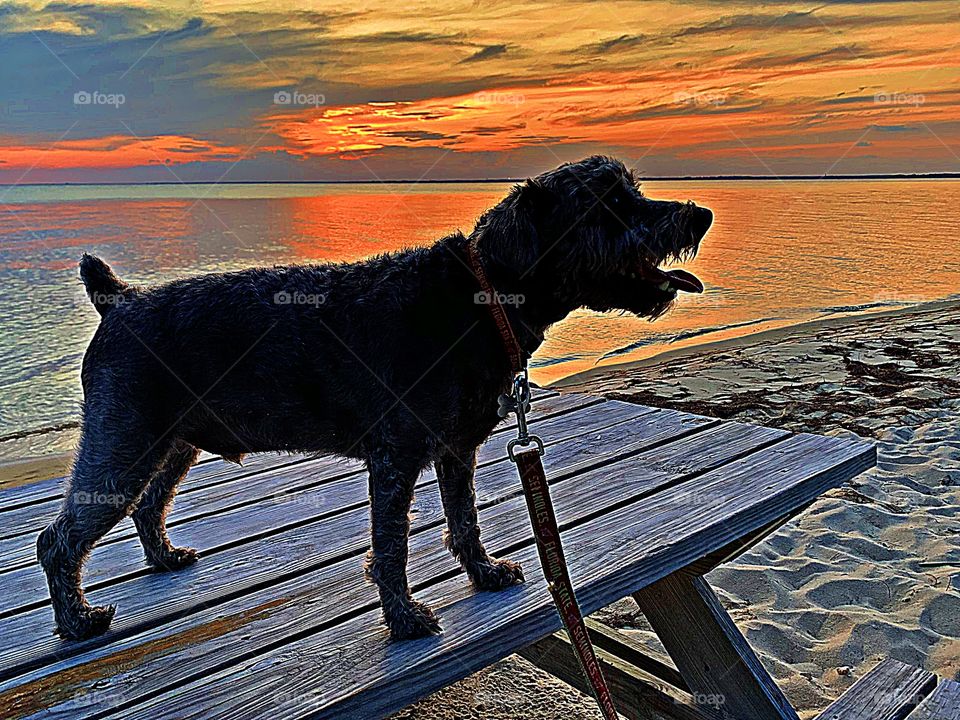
xmin=0 ymin=389 xmax=954 ymax=719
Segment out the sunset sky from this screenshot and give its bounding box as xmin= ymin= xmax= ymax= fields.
xmin=1 ymin=0 xmax=958 ymax=182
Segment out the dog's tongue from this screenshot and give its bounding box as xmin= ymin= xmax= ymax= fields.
xmin=665 ymin=268 xmax=704 ymax=293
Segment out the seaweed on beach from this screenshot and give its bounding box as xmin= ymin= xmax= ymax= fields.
xmin=607 ymin=389 xmax=771 ymax=420
xmin=843 ymin=356 xmax=917 ymax=397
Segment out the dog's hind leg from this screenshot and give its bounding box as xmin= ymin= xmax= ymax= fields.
xmin=364 ymin=449 xmax=440 ymax=640
xmin=436 ymin=446 xmax=524 ymax=591
xmin=132 ymin=440 xmax=200 ymax=571
xmin=37 ymin=426 xmax=171 ymax=640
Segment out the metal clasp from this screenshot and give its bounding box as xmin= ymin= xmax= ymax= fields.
xmin=499 ymin=368 xmax=545 ymax=462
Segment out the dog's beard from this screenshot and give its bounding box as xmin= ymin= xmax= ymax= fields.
xmin=567 ymin=211 xmax=704 ymax=318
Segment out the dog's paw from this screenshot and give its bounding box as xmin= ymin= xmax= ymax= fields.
xmin=147 ymin=545 xmax=199 ymax=572
xmin=388 ymin=599 xmax=443 ymax=640
xmin=470 ymin=557 xmax=524 ymax=591
xmin=57 ymin=603 xmax=116 ymax=641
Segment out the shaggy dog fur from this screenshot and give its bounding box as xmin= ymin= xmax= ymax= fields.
xmin=38 ymin=155 xmax=712 ymax=641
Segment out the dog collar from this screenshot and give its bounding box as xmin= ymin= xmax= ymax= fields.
xmin=466 ymin=238 xmax=526 ymax=375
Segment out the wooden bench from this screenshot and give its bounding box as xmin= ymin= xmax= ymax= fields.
xmin=0 ymin=389 xmax=942 ymax=720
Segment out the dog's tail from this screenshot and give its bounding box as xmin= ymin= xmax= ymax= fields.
xmin=79 ymin=254 xmax=132 ymax=317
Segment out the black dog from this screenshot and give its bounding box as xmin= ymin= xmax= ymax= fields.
xmin=38 ymin=155 xmax=712 ymax=641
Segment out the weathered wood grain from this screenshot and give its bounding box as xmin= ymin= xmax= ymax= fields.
xmin=907 ymin=679 xmax=960 ymax=720
xmin=0 ymin=402 xmax=704 ymax=679
xmin=0 ymin=419 xmax=773 ymax=713
xmin=0 ymin=392 xmax=598 ymax=571
xmin=520 ymin=631 xmax=721 ymax=720
xmin=634 ymin=573 xmax=799 ymax=720
xmin=0 ymin=399 xmax=642 ymax=619
xmin=0 ymin=391 xmax=578 ymax=546
xmin=681 ymin=502 xmax=813 ymax=576
xmin=583 ymin=617 xmax=688 ymax=693
xmin=91 ymin=432 xmax=873 ymax=720
xmin=816 ymin=658 xmax=937 ymax=720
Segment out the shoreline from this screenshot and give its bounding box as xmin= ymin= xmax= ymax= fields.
xmin=552 ymin=297 xmax=960 ymax=388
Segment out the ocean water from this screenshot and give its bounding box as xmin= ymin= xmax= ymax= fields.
xmin=2 ymin=179 xmax=959 ymax=459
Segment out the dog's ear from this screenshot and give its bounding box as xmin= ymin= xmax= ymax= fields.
xmin=476 ymin=179 xmax=553 ymax=276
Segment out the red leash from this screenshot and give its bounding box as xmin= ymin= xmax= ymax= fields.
xmin=466 ymin=239 xmax=620 ymax=720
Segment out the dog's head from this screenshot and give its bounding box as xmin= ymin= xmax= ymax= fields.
xmin=473 ymin=155 xmax=712 ymax=320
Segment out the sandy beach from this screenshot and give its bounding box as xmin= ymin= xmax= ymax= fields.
xmin=395 ymin=300 xmax=960 ymax=719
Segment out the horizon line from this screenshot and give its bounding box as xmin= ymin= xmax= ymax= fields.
xmin=2 ymin=172 xmax=960 ymax=187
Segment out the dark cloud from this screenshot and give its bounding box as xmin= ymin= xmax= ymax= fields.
xmin=674 ymin=9 xmax=823 ymax=37
xmin=583 ymin=34 xmax=648 ymax=54
xmin=735 ymin=44 xmax=883 ymax=68
xmin=459 ymin=44 xmax=508 ymax=63
xmin=871 ymin=124 xmax=914 ymax=132
xmin=378 ymin=129 xmax=453 ymax=142
xmin=349 ymin=30 xmax=465 ymax=45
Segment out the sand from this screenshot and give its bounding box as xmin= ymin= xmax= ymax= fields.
xmin=397 ymin=300 xmax=960 ymax=719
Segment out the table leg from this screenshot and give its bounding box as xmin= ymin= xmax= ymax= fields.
xmin=633 ymin=572 xmax=800 ymax=720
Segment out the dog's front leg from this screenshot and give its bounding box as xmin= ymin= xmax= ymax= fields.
xmin=365 ymin=454 xmax=441 ymax=640
xmin=436 ymin=447 xmax=524 ymax=591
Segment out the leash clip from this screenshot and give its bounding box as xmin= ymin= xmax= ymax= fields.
xmin=501 ymin=368 xmax=544 ymax=462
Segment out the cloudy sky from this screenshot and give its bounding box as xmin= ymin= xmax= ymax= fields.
xmin=0 ymin=0 xmax=958 ymax=182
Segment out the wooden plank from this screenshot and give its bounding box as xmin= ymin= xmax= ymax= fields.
xmin=0 ymin=392 xmax=598 ymax=571
xmin=682 ymin=503 xmax=813 ymax=576
xmin=0 ymin=399 xmax=641 ymax=616
xmin=84 ymin=432 xmax=873 ymax=720
xmin=0 ymin=391 xmax=577 ymax=543
xmin=0 ymin=419 xmax=775 ymax=712
xmin=0 ymin=450 xmax=311 ymax=517
xmin=907 ymin=679 xmax=960 ymax=720
xmin=583 ymin=618 xmax=688 ymax=693
xmin=634 ymin=573 xmax=799 ymax=720
xmin=0 ymin=447 xmax=229 ymax=515
xmin=816 ymin=658 xmax=937 ymax=720
xmin=520 ymin=632 xmax=722 ymax=720
xmin=0 ymin=402 xmax=706 ymax=678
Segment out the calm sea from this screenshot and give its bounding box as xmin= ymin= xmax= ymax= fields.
xmin=2 ymin=180 xmax=959 ymax=459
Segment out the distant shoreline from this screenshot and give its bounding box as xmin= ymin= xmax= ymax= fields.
xmin=3 ymin=173 xmax=960 ymax=187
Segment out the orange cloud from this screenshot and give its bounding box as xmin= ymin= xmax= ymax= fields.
xmin=0 ymin=135 xmax=243 ymax=170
